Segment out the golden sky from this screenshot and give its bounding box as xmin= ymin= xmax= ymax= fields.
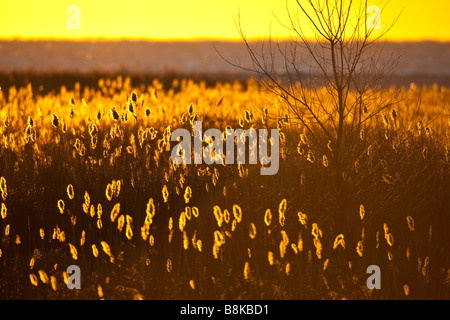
xmin=0 ymin=0 xmax=448 ymax=41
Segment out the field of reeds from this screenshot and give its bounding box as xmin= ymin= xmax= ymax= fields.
xmin=0 ymin=75 xmax=449 ymax=299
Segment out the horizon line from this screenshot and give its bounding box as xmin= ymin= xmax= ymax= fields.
xmin=1 ymin=36 xmax=450 ymax=43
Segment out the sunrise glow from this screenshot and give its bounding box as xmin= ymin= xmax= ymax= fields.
xmin=0 ymin=0 xmax=449 ymax=41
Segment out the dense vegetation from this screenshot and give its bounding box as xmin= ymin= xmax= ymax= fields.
xmin=0 ymin=75 xmax=448 ymax=299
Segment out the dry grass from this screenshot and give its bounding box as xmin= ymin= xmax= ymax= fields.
xmin=0 ymin=76 xmax=449 ymax=299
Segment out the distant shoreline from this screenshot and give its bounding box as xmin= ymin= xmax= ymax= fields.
xmin=0 ymin=40 xmax=449 ymax=91
xmin=1 ymin=71 xmax=449 ymax=99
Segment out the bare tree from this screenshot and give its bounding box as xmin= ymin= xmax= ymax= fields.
xmin=228 ymin=0 xmax=402 ymax=232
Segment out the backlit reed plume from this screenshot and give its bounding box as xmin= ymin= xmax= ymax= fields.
xmin=213 ymin=205 xmax=223 ymax=227
xmin=249 ymin=222 xmax=257 ymax=239
xmin=278 ymin=199 xmax=287 ymax=227
xmin=38 ymin=270 xmax=49 ymax=284
xmin=298 ymin=212 xmax=307 ymax=226
xmin=184 ymin=186 xmax=192 ymax=204
xmin=359 ymin=204 xmax=365 ymax=220
xmin=333 ymin=234 xmax=345 ymax=249
xmin=110 ymin=203 xmax=120 ymax=222
xmin=68 ymin=243 xmax=78 ymax=260
xmin=66 ymin=184 xmax=74 ymax=200
xmin=264 ymin=209 xmax=272 ymax=227
xmin=57 ymin=199 xmax=65 ymax=214
xmin=232 ymin=204 xmax=242 ymax=223
xmin=29 ymin=273 xmax=39 ymax=287
xmin=1 ymin=203 xmax=6 ymax=219
xmin=162 ymin=185 xmax=169 ymax=203
xmin=407 ymin=216 xmax=415 ymax=231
